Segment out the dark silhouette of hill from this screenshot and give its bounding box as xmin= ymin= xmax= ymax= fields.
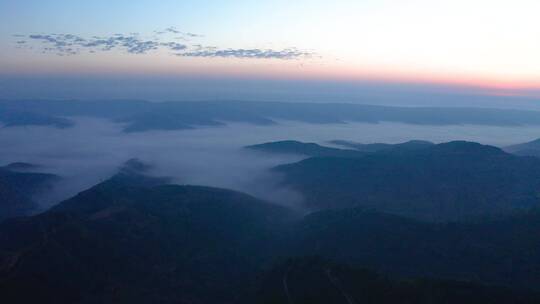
xmin=290 ymin=208 xmax=540 ymax=291
xmin=110 ymin=158 xmax=172 ymax=187
xmin=275 ymin=141 xmax=540 ymax=221
xmin=246 ymin=140 xmax=435 ymax=158
xmin=0 ymin=164 xmax=298 ymax=304
xmin=251 ymin=257 xmax=540 ymax=304
xmin=506 ymin=138 xmax=540 ymax=157
xmin=2 ymin=146 xmax=540 ymax=302
xmin=0 ymin=163 xmax=59 ymax=221
xmin=246 ymin=140 xmax=363 ymax=158
xmin=330 ymin=139 xmax=434 ymax=152
xmin=2 ymin=162 xmax=40 ymax=171
xmin=0 ymin=109 xmax=73 ymax=128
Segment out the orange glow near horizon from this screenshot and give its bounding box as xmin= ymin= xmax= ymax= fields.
xmin=2 ymin=0 xmax=540 ymax=100
xmin=2 ymin=49 xmax=540 ymax=98
xmin=4 ymin=63 xmax=540 ymax=98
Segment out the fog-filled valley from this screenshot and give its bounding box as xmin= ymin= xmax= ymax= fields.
xmin=3 ymin=108 xmax=540 ymax=212
xmin=3 ymin=100 xmax=540 ymax=303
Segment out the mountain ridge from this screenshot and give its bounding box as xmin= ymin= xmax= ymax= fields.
xmin=4 ymin=99 xmax=540 ymax=132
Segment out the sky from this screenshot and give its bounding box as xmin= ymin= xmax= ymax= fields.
xmin=1 ymin=0 xmax=540 ymax=101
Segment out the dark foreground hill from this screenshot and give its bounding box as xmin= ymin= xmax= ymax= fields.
xmin=274 ymin=141 xmax=540 ymax=221
xmin=291 ymin=207 xmax=540 ymax=291
xmin=0 ymin=163 xmax=59 ymax=221
xmin=3 ymin=153 xmax=540 ymax=302
xmin=0 ymin=167 xmax=297 ymax=303
xmin=251 ymin=257 xmax=540 ymax=304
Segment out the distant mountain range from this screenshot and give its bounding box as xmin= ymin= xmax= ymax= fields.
xmin=0 ymin=109 xmax=73 ymax=128
xmin=247 ymin=139 xmax=436 ymax=158
xmin=246 ymin=140 xmax=364 ymax=158
xmin=330 ymin=139 xmax=435 ymax=152
xmin=3 ymin=99 xmax=540 ymax=132
xmin=505 ymin=138 xmax=540 ymax=157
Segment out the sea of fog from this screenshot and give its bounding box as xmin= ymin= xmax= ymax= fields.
xmin=2 ymin=117 xmax=540 ymax=210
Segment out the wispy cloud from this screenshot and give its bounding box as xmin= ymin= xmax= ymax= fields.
xmin=180 ymin=47 xmax=313 ymax=60
xmin=24 ymin=33 xmax=169 ymax=55
xmin=15 ymin=28 xmax=314 ymax=60
xmin=160 ymin=42 xmax=188 ymax=51
xmin=155 ymin=27 xmax=203 ymax=38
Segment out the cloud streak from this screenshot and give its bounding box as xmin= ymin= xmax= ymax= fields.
xmin=155 ymin=27 xmax=203 ymax=38
xmin=25 ymin=33 xmax=173 ymax=55
xmin=16 ymin=29 xmax=314 ymax=60
xmin=180 ymin=47 xmax=313 ymax=60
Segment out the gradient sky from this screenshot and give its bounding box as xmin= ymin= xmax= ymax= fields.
xmin=1 ymin=0 xmax=540 ymax=99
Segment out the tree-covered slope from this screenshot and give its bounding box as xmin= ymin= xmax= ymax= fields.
xmin=0 ymin=170 xmax=298 ymax=303
xmin=276 ymin=141 xmax=540 ymax=221
xmin=290 ymin=207 xmax=540 ymax=290
xmin=252 ymin=257 xmax=540 ymax=304
xmin=0 ymin=163 xmax=59 ymax=221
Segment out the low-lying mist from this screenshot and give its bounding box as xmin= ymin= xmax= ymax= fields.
xmin=2 ymin=117 xmax=540 ymax=212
